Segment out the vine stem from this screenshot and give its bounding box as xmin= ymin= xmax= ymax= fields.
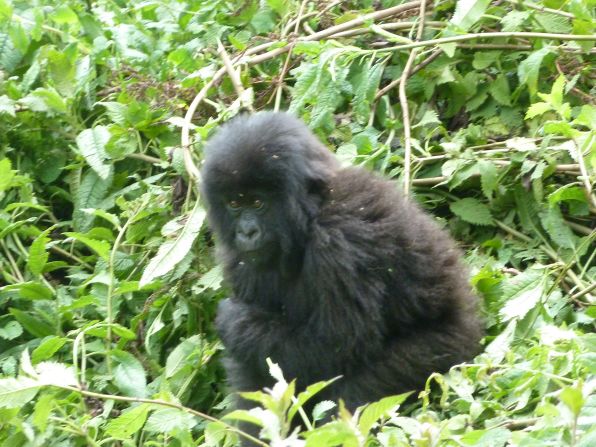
xmin=53 ymin=385 xmax=268 ymax=447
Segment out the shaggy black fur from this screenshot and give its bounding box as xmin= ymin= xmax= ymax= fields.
xmin=201 ymin=112 xmax=483 ymax=418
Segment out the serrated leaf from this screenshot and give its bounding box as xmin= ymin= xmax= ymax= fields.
xmin=140 ymin=201 xmax=206 ymax=286
xmin=32 ymin=337 xmax=67 ymax=364
xmin=144 ymin=408 xmax=197 ymax=433
xmin=0 ymin=320 xmax=22 ymax=340
xmin=312 ymin=400 xmax=336 ymax=422
xmin=0 ymin=157 xmax=15 ymax=192
xmin=63 ymin=232 xmax=110 ymax=260
xmin=105 ymin=403 xmax=151 ymax=439
xmin=101 ymin=102 xmax=128 ymax=126
xmin=113 ymin=351 xmax=147 ymax=398
xmin=539 ymin=207 xmax=576 ymax=249
xmin=0 ymin=377 xmax=40 ymax=409
xmin=358 ymin=393 xmax=410 ymax=434
xmin=478 ymin=160 xmax=498 ymax=200
xmin=165 ymin=335 xmax=203 ymax=378
xmin=73 ymin=169 xmax=113 ymax=232
xmin=518 ymin=48 xmax=551 ymax=96
xmin=450 ymin=198 xmax=494 ymax=226
xmin=9 ymin=308 xmax=54 ymax=337
xmin=27 ymin=228 xmax=51 ymax=275
xmin=560 ymin=386 xmax=584 ymax=417
xmin=501 ymin=10 xmax=530 ymax=32
xmin=489 ymin=75 xmax=511 ymax=106
xmin=451 ymin=0 xmax=491 ymax=31
xmin=193 ymin=265 xmax=223 ymax=293
xmin=500 ymin=270 xmax=544 ymax=321
xmin=525 ymin=102 xmax=551 ymax=119
xmin=0 ymin=95 xmax=16 ymax=116
xmin=76 ymin=126 xmax=112 ymax=179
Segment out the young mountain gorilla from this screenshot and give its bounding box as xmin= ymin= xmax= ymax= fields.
xmin=201 ymin=112 xmax=483 ymax=423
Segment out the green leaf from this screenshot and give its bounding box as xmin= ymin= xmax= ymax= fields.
xmin=518 ymin=48 xmax=551 ymax=96
xmin=144 ymin=408 xmax=197 ymax=433
xmin=0 ymin=320 xmax=22 ymax=340
xmin=105 ymin=403 xmax=151 ymax=439
xmin=451 ymin=0 xmax=491 ymax=31
xmin=450 ymin=198 xmax=494 ymax=226
xmin=76 ymin=126 xmax=112 ymax=180
xmin=560 ymin=385 xmax=584 ymax=417
xmin=358 ymin=393 xmax=411 ymax=434
xmin=0 ymin=377 xmax=40 ymax=409
xmin=500 ymin=270 xmax=544 ymax=321
xmin=461 ymin=427 xmax=510 ymax=446
xmin=0 ymin=95 xmax=16 ymax=116
xmin=9 ymin=308 xmax=54 ymax=337
xmin=573 ymin=105 xmax=596 ymax=129
xmin=140 ymin=202 xmax=206 ymax=286
xmin=27 ymin=228 xmax=51 ymax=276
xmin=193 ymin=265 xmax=223 ymax=293
xmin=0 ymin=157 xmax=15 ymax=192
xmin=73 ymin=169 xmax=113 ymax=232
xmin=63 ymin=232 xmax=111 ymax=260
xmin=32 ymin=336 xmax=67 ymax=364
xmin=525 ymin=101 xmax=551 ymax=119
xmin=478 ymin=160 xmax=498 ymax=200
xmin=112 ymin=350 xmax=147 ymax=398
xmin=165 ymin=335 xmax=203 ymax=378
xmin=489 ymin=74 xmax=511 ymax=106
xmin=539 ymin=207 xmax=576 ymax=249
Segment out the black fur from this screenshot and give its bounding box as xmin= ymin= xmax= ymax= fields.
xmin=201 ymin=112 xmax=483 ymax=417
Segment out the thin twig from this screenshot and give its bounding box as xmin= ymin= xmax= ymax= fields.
xmin=55 ymin=385 xmax=268 ymax=447
xmin=376 ymin=48 xmax=441 ymax=100
xmin=570 ymin=281 xmax=596 ymax=301
xmin=399 ymin=1 xmax=428 ymax=195
xmin=217 ymin=39 xmax=254 ymax=112
xmin=127 ymin=153 xmax=163 ymax=164
xmin=505 ymin=0 xmax=574 ymax=18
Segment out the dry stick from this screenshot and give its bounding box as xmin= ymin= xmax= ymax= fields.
xmin=399 ymin=1 xmax=428 ymax=195
xmin=217 ymin=39 xmax=254 ymax=112
xmin=249 ymin=1 xmax=423 ymax=64
xmin=571 ymin=281 xmax=596 ymax=301
xmin=332 ymin=21 xmax=444 ymax=38
xmin=55 ymin=385 xmax=268 ymax=447
xmin=376 ymin=49 xmax=441 ymax=99
xmin=273 ymin=0 xmax=308 ymax=111
xmin=505 ymin=0 xmax=574 ymax=19
xmin=379 ymin=31 xmax=596 ymax=53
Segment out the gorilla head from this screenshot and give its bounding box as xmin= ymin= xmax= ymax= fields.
xmin=201 ymin=112 xmax=338 ymax=268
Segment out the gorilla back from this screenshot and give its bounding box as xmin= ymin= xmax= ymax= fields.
xmin=201 ymin=112 xmax=483 ymax=411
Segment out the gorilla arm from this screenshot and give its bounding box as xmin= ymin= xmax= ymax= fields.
xmin=216 ymin=292 xmax=384 ymax=385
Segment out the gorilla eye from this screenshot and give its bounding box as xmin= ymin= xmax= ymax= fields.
xmin=253 ymin=199 xmax=264 ymax=209
xmin=229 ymin=200 xmax=241 ymax=209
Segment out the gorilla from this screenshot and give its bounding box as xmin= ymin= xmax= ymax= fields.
xmin=201 ymin=112 xmax=482 ymax=426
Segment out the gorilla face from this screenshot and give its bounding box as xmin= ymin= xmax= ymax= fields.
xmin=201 ymin=112 xmax=339 ymax=269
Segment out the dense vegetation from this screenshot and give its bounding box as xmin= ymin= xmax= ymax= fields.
xmin=0 ymin=0 xmax=594 ymax=445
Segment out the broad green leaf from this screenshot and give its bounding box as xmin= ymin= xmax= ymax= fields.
xmin=165 ymin=335 xmax=203 ymax=378
xmin=525 ymin=102 xmax=551 ymax=119
xmin=73 ymin=169 xmax=113 ymax=232
xmin=76 ymin=126 xmax=112 ymax=179
xmin=451 ymin=0 xmax=491 ymax=31
xmin=63 ymin=232 xmax=111 ymax=260
xmin=518 ymin=48 xmax=551 ymax=96
xmin=560 ymin=386 xmax=584 ymax=417
xmin=478 ymin=160 xmax=498 ymax=200
xmin=105 ymin=403 xmax=151 ymax=439
xmin=0 ymin=377 xmax=40 ymax=409
xmin=0 ymin=157 xmax=15 ymax=192
xmin=140 ymin=201 xmax=206 ymax=286
xmin=0 ymin=95 xmax=15 ymax=116
xmin=112 ymin=350 xmax=147 ymax=398
xmin=489 ymin=75 xmax=511 ymax=106
xmin=193 ymin=265 xmax=224 ymax=293
xmin=461 ymin=427 xmax=511 ymax=446
xmin=27 ymin=228 xmax=51 ymax=276
xmin=9 ymin=308 xmax=54 ymax=337
xmin=144 ymin=408 xmax=197 ymax=433
xmin=450 ymin=198 xmax=494 ymax=226
xmin=358 ymin=393 xmax=410 ymax=434
xmin=32 ymin=337 xmax=67 ymax=364
xmin=500 ymin=270 xmax=544 ymax=321
xmin=0 ymin=320 xmax=22 ymax=340
xmin=539 ymin=207 xmax=576 ymax=248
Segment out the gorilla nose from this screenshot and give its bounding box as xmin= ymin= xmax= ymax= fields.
xmin=236 ymin=222 xmax=261 ymax=250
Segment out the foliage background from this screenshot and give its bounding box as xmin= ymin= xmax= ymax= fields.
xmin=0 ymin=0 xmax=594 ymax=445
